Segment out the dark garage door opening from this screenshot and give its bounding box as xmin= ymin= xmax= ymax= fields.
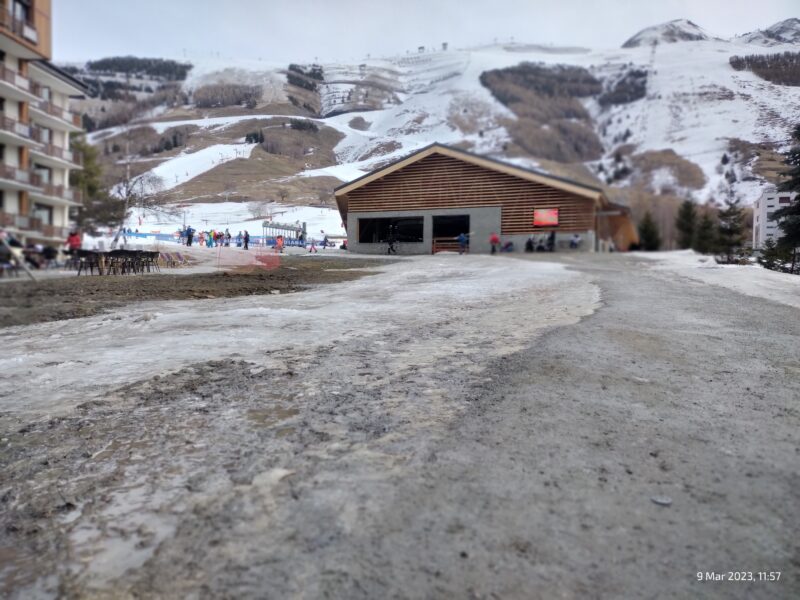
xmin=432 ymin=215 xmax=470 ymax=253
xmin=358 ymin=217 xmax=424 ymax=244
xmin=433 ymin=215 xmax=470 ymax=238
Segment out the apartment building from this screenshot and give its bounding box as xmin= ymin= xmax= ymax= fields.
xmin=752 ymin=188 xmax=797 ymax=249
xmin=0 ymin=0 xmax=87 ymax=246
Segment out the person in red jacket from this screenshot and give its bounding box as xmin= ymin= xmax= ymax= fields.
xmin=66 ymin=230 xmax=81 ymax=254
xmin=489 ymin=232 xmax=501 ymax=254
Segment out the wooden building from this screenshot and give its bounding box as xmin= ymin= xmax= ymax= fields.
xmin=335 ymin=143 xmax=638 ymax=254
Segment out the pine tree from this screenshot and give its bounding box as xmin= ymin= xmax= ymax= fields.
xmin=675 ymin=200 xmax=697 ymax=249
xmin=716 ymin=197 xmax=745 ymax=263
xmin=69 ymin=136 xmax=124 ymax=234
xmin=775 ymin=123 xmax=800 ymax=274
xmin=693 ymin=212 xmax=717 ymax=254
xmin=757 ymin=237 xmax=788 ymax=271
xmin=638 ymin=211 xmax=661 ymax=251
xmin=778 ymin=123 xmax=800 ymax=194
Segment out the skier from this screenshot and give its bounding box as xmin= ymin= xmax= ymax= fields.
xmin=243 ymin=230 xmax=250 ymax=250
xmin=309 ymin=238 xmax=318 ymax=253
xmin=236 ymin=231 xmax=243 ymax=248
xmin=185 ymin=226 xmax=195 ymax=247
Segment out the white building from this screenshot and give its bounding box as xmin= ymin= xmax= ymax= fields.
xmin=0 ymin=0 xmax=87 ymax=246
xmin=752 ymin=188 xmax=797 ymax=249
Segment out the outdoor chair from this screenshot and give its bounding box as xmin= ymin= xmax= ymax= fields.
xmin=76 ymin=250 xmax=102 ymax=276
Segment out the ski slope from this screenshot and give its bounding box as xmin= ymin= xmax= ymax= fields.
xmin=87 ymin=19 xmax=800 ymax=206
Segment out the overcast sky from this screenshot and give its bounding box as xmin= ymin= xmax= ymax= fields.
xmin=54 ymin=0 xmax=797 ymax=64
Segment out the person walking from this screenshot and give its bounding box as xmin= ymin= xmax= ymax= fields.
xmin=243 ymin=230 xmax=250 ymax=250
xmin=186 ymin=226 xmax=195 ymax=247
xmin=456 ymin=232 xmax=468 ymax=255
xmin=489 ymin=232 xmax=501 ymax=254
xmin=225 ymin=229 xmax=231 ymax=247
xmin=321 ymin=234 xmax=329 ymax=250
xmin=276 ymin=235 xmax=284 ymax=254
xmin=308 ymin=238 xmax=317 ymax=253
xmin=66 ymin=230 xmax=82 ymax=255
xmin=236 ymin=231 xmax=242 ymax=248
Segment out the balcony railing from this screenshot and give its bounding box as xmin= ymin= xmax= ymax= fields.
xmin=0 ymin=114 xmax=35 ymax=140
xmin=31 ymin=140 xmax=83 ymax=166
xmin=0 ymin=212 xmax=70 ymax=239
xmin=0 ymin=63 xmax=32 ymax=94
xmin=41 ymin=184 xmax=83 ymax=203
xmin=30 ymin=92 xmax=83 ymax=128
xmin=0 ymin=12 xmax=38 ymax=44
xmin=0 ymin=164 xmax=40 ymax=187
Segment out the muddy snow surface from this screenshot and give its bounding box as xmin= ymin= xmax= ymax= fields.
xmin=0 ymin=255 xmax=598 ymax=598
xmin=2 ymin=253 xmax=799 ymax=598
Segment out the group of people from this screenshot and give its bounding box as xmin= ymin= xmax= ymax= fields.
xmin=181 ymin=226 xmax=250 ymax=250
xmin=179 ymin=225 xmax=334 ymax=254
xmin=487 ymin=231 xmax=583 ymax=254
xmin=0 ymin=229 xmax=86 ymax=276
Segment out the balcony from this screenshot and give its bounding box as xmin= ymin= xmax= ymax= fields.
xmin=0 ymin=12 xmax=38 ymax=44
xmin=0 ymin=211 xmax=71 ymax=241
xmin=0 ymin=163 xmax=42 ymax=192
xmin=0 ymin=114 xmax=41 ymax=148
xmin=30 ymin=138 xmax=83 ymax=168
xmin=34 ymin=183 xmax=83 ymax=205
xmin=0 ymin=63 xmax=38 ymax=102
xmin=29 ymin=90 xmax=83 ymax=132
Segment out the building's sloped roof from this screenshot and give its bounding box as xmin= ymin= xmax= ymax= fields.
xmin=32 ymin=60 xmax=90 ymax=96
xmin=334 ymin=143 xmax=605 ymax=202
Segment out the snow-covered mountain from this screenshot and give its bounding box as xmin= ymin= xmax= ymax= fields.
xmin=737 ymin=18 xmax=800 ymax=46
xmin=622 ymin=19 xmax=718 ymax=48
xmin=83 ymin=17 xmax=800 ymax=210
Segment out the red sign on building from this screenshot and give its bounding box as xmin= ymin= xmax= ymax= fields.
xmin=533 ymin=208 xmax=559 ymax=227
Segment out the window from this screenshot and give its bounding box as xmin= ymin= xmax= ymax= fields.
xmin=766 ymin=212 xmax=775 ymax=221
xmin=12 ymin=1 xmax=32 ymax=24
xmin=779 ymin=197 xmax=791 ymax=204
xmin=0 ymin=190 xmax=4 ymax=212
xmin=33 ymin=163 xmax=51 ymax=184
xmin=33 ymin=203 xmax=52 ymax=225
xmin=358 ymin=217 xmax=424 ymax=244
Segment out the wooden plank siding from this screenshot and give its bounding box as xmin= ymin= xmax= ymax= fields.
xmin=343 ymin=154 xmax=597 ymax=234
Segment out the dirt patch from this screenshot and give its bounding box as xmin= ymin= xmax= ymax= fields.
xmin=348 ymin=116 xmax=370 ymax=131
xmin=0 ymin=258 xmax=380 ymax=328
xmin=630 ymin=149 xmax=707 ymax=190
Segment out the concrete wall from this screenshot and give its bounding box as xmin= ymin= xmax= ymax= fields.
xmin=347 ymin=206 xmax=501 ymax=255
xmin=347 ymin=207 xmax=602 ymax=254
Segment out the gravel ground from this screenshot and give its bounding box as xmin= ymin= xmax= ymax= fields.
xmin=0 ymin=254 xmax=797 ymax=599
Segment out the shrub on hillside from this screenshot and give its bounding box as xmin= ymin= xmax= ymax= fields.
xmin=598 ymin=69 xmax=647 ymax=106
xmin=729 ymin=51 xmax=800 ymax=86
xmin=193 ymin=84 xmax=262 ymax=108
xmin=86 ymin=56 xmax=192 ymax=80
xmin=480 ymin=63 xmax=602 ymax=101
xmin=287 ymin=72 xmax=318 ymax=92
xmin=289 ymin=119 xmax=318 ymax=132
